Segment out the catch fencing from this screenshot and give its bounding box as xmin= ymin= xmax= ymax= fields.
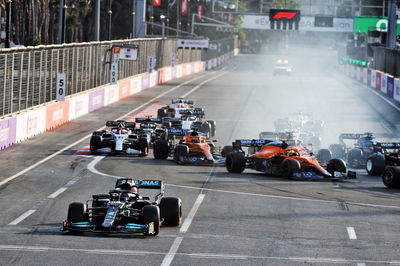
xmin=372 ymin=46 xmax=400 ymax=78
xmin=0 ymin=37 xmax=235 ymax=118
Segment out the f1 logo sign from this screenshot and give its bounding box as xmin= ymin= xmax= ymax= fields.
xmin=153 ymin=0 xmax=161 ymax=6
xmin=181 ymin=0 xmax=188 ymax=14
xmin=273 ymin=12 xmax=297 ymax=20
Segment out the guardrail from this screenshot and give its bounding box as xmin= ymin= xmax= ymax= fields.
xmin=0 ymin=37 xmax=235 ymax=118
xmin=341 ymin=63 xmax=400 ymax=104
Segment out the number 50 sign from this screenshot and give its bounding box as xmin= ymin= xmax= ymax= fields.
xmin=56 ymin=73 xmax=67 ymax=101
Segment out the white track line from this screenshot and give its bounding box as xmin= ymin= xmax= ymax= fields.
xmin=347 ymin=227 xmax=357 ymax=240
xmin=160 ymin=237 xmax=183 ymax=266
xmin=8 ymin=210 xmax=36 ymax=225
xmin=179 ymin=194 xmax=205 ymax=234
xmin=0 ymin=72 xmax=212 ymax=187
xmin=47 ymin=187 xmax=68 ymax=199
xmin=86 ymin=156 xmax=120 ymax=178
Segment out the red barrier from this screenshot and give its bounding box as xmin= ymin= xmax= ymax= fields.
xmin=46 ymin=101 xmax=69 ymax=131
xmin=375 ymin=71 xmax=382 ymax=91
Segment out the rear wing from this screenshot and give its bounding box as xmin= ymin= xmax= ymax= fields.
xmin=376 ymin=142 xmax=400 ymax=150
xmin=233 ymin=139 xmax=272 ymax=149
xmin=135 ymin=118 xmax=162 ymax=124
xmin=179 ymin=108 xmax=205 ymax=116
xmin=172 ymin=99 xmax=194 ymax=105
xmin=106 ymin=120 xmax=136 ymax=129
xmin=134 ymin=179 xmax=164 ymax=189
xmin=168 ymin=128 xmax=190 ymax=135
xmin=339 ymin=133 xmax=373 ymax=141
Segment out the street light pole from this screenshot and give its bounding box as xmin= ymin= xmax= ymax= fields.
xmin=5 ymin=0 xmax=12 ymax=48
xmin=108 ymin=0 xmax=113 ymax=40
xmin=131 ymin=0 xmax=136 ymax=38
xmin=94 ymin=0 xmax=100 ymax=41
xmin=57 ymin=0 xmax=64 ymax=44
xmin=62 ymin=3 xmax=67 ymax=43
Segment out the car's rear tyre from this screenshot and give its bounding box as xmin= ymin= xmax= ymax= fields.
xmin=382 ymin=166 xmax=400 ymax=188
xmin=67 ymin=202 xmax=87 ymax=223
xmin=221 ymin=145 xmax=233 ymax=158
xmin=327 ymin=158 xmax=347 ymax=176
xmin=174 ymin=144 xmax=189 ymax=163
xmin=226 ymin=152 xmax=246 ymax=173
xmin=90 ymin=135 xmax=102 ymax=154
xmin=317 ymin=149 xmax=332 ymax=162
xmin=366 ymin=154 xmax=386 ymax=176
xmin=329 ymin=144 xmax=345 ymax=159
xmin=206 ymin=120 xmax=216 ymax=137
xmin=200 ymin=122 xmax=211 ymax=138
xmin=154 ymin=139 xmax=169 ymax=159
xmin=157 ymin=108 xmax=167 ymax=118
xmin=159 ymin=197 xmax=182 ymax=226
xmin=142 ymin=205 xmax=160 ymax=236
xmin=348 ymin=148 xmax=363 ymax=168
xmin=280 ymin=158 xmax=301 ymax=179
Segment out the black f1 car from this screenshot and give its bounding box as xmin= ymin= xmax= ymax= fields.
xmin=61 ymin=178 xmax=182 ymax=236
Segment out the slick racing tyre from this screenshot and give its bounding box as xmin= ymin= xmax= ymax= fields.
xmin=317 ymin=149 xmax=332 ymax=162
xmin=347 ymin=148 xmax=363 ymax=168
xmin=329 ymin=144 xmax=346 ymax=159
xmin=221 ymin=145 xmax=234 ymax=158
xmin=159 ymin=197 xmax=182 ymax=226
xmin=157 ymin=108 xmax=167 ymax=118
xmin=206 ymin=120 xmax=216 ymax=137
xmin=137 ymin=137 xmax=149 ymax=156
xmin=327 ymin=158 xmax=347 ymax=176
xmin=90 ymin=135 xmax=102 ymax=154
xmin=153 ymin=139 xmax=169 ymax=159
xmin=67 ymin=202 xmax=87 ymax=223
xmin=366 ymin=154 xmax=386 ymax=176
xmin=382 ymin=166 xmax=400 ymax=189
xmin=174 ymin=144 xmax=189 ymax=163
xmin=280 ymin=158 xmax=301 ymax=179
xmin=142 ymin=205 xmax=160 ymax=236
xmin=226 ymin=152 xmax=246 ymax=173
xmin=200 ymin=122 xmax=211 ymax=138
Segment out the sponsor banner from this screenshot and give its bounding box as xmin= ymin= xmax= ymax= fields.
xmin=356 ymin=67 xmax=362 ymax=81
xmin=375 ymin=71 xmax=382 ymax=90
xmin=205 ymin=60 xmax=211 ymax=70
xmin=149 ymin=72 xmax=158 ymax=87
xmin=367 ymin=69 xmax=371 ymax=84
xmin=381 ymin=73 xmax=388 ymax=94
xmin=16 ymin=107 xmax=46 ymax=142
xmin=177 ymin=39 xmax=209 ymax=48
xmin=182 ymin=64 xmax=189 ymax=77
xmin=131 ymin=75 xmax=142 ymax=95
xmin=370 ymin=69 xmax=376 ymax=88
xmin=394 ymin=78 xmax=400 ymax=102
xmin=354 ymin=17 xmax=400 ymax=35
xmin=69 ymin=93 xmax=89 ymax=120
xmin=190 ymin=63 xmax=195 ymax=75
xmin=171 ymin=66 xmax=177 ymax=79
xmin=241 ymin=15 xmax=352 ymax=32
xmin=176 ymin=65 xmax=183 ymax=78
xmin=0 ymin=117 xmax=16 ymax=150
xmin=387 ymin=76 xmax=394 ymax=99
xmin=158 ymin=69 xmax=166 ymax=84
xmin=362 ymin=67 xmax=368 ymax=83
xmin=141 ymin=73 xmax=150 ymax=90
xmin=212 ymin=58 xmax=217 ymax=68
xmin=104 ymin=84 xmax=119 ymax=105
xmin=89 ymin=87 xmax=105 ymax=113
xmin=118 ymin=79 xmax=131 ymax=99
xmin=46 ymin=101 xmax=69 ymax=130
xmin=164 ymin=67 xmax=172 ymax=82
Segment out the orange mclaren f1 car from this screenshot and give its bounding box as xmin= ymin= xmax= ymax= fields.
xmin=153 ymin=129 xmax=217 ymax=164
xmin=224 ymin=139 xmax=356 ymax=180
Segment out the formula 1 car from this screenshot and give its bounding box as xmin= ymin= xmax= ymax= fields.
xmin=61 ymin=178 xmax=182 ymax=236
xmin=327 ymin=133 xmax=400 ymax=169
xmin=90 ymin=120 xmax=149 ymax=156
xmin=224 ymin=139 xmax=356 ymax=180
xmin=162 ymin=112 xmax=216 ymax=138
xmin=134 ymin=117 xmax=168 ymax=145
xmin=157 ymin=98 xmax=199 ymax=119
xmin=153 ymin=129 xmax=218 ymax=164
xmin=365 ymin=143 xmax=400 ymax=178
xmin=273 ymin=60 xmax=292 ymax=76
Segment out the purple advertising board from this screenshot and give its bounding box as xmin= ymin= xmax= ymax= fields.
xmin=367 ymin=69 xmax=371 ymax=85
xmin=89 ymin=88 xmax=105 ymax=113
xmin=0 ymin=117 xmax=16 ymax=150
xmin=387 ymin=76 xmax=394 ymax=99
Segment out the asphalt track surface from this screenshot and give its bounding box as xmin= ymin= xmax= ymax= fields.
xmin=0 ymin=47 xmax=400 ymax=266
